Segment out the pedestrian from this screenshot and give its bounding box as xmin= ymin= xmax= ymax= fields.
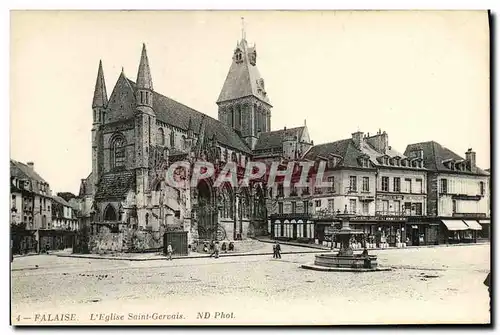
xmin=275 ymin=242 xmax=281 ymax=259
xmin=221 ymin=242 xmax=227 ymax=253
xmin=228 ymin=241 xmax=234 ymax=252
xmin=166 ymin=243 xmax=173 ymax=261
xmin=214 ymin=241 xmax=220 ymax=259
xmin=362 ymin=247 xmax=371 ymax=269
xmin=272 ymin=242 xmax=277 ymax=258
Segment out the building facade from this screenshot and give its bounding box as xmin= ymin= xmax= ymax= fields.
xmin=405 ymin=142 xmax=490 ymax=243
xmin=51 ymin=195 xmax=79 ymax=231
xmin=10 ymin=160 xmax=53 ymax=254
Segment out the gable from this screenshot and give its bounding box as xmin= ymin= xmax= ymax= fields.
xmin=105 ymin=73 xmax=136 ymax=123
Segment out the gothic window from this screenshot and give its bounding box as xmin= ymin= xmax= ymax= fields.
xmin=111 ymin=136 xmax=126 ymax=169
xmin=231 ymin=152 xmax=237 ymax=162
xmin=157 ymin=128 xmax=165 ymax=146
xmin=224 ymin=149 xmax=228 ymax=162
xmin=104 ymin=204 xmax=117 ymax=221
xmin=145 ymin=213 xmax=150 ymax=226
xmin=170 ymin=131 xmax=175 ymax=148
xmin=236 ymin=105 xmax=242 ymax=130
xmin=253 ymin=104 xmax=258 ymax=133
xmin=230 ymin=107 xmax=235 ymax=128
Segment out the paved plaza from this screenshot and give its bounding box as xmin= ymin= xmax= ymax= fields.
xmin=11 ymin=242 xmax=490 ymax=325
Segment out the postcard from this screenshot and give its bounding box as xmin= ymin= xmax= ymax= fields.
xmin=10 ymin=10 xmax=491 ymax=326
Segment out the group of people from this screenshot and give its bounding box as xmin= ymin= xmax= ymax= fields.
xmin=198 ymin=240 xmax=235 ymax=259
xmin=167 ymin=240 xmax=236 ymax=260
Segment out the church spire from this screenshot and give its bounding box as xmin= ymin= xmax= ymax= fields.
xmin=136 ymin=43 xmax=153 ymax=90
xmin=92 ymin=60 xmax=108 ymax=108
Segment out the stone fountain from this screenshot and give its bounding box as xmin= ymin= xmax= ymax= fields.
xmin=302 ymin=206 xmax=390 ymax=272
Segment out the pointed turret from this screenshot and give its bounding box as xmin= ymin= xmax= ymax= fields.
xmin=136 ymin=43 xmax=153 ymax=90
xmin=195 ymin=116 xmax=207 ymax=158
xmin=92 ymin=60 xmax=108 ymax=108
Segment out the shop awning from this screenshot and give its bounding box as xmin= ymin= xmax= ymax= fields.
xmin=463 ymin=220 xmax=483 ymax=230
xmin=479 ymin=220 xmax=490 ymax=224
xmin=441 ymin=219 xmax=469 ymax=231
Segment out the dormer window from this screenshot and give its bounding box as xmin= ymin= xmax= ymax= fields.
xmin=234 ymin=49 xmax=243 ymax=63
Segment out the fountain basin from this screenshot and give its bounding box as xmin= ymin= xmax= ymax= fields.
xmin=315 ymin=253 xmax=378 ymax=269
xmin=301 ymin=253 xmax=392 ymax=272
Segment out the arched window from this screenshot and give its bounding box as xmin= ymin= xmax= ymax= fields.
xmin=231 ymin=152 xmax=237 ymax=162
xmin=111 ymin=136 xmax=126 ymax=169
xmin=104 ymin=204 xmax=117 ymax=221
xmin=42 ymin=215 xmax=47 ymax=229
xmin=170 ymin=131 xmax=175 ymax=148
xmin=157 ymin=128 xmax=165 ymax=146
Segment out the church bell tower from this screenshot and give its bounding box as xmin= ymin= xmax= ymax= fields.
xmin=216 ymin=19 xmax=272 ymax=150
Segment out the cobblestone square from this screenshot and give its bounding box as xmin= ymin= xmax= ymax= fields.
xmin=11 ymin=243 xmax=490 ymax=325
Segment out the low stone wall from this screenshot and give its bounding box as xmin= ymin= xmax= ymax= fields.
xmin=88 ymin=229 xmax=163 ymax=254
xmin=128 ymin=230 xmax=162 ymax=252
xmin=89 ymin=232 xmax=125 ymax=254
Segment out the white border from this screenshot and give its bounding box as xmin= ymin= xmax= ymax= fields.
xmin=2 ymin=1 xmax=498 ymax=334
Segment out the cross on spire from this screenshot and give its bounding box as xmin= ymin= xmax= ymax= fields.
xmin=241 ymin=17 xmax=246 ymax=40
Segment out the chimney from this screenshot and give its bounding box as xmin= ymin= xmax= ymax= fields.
xmin=365 ymin=130 xmax=389 ymax=153
xmin=27 ymin=162 xmax=34 ymax=170
xmin=351 ymin=131 xmax=364 ymax=149
xmin=284 ymin=126 xmax=287 ymax=131
xmin=465 ymin=148 xmax=476 ymax=172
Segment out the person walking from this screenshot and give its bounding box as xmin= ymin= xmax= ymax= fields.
xmin=275 ymin=242 xmax=282 ymax=259
xmin=166 ymin=243 xmax=173 ymax=261
xmin=214 ymin=241 xmax=220 ymax=259
xmin=272 ymin=242 xmax=277 ymax=258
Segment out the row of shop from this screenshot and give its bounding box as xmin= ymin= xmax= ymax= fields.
xmin=269 ymin=217 xmax=490 ymax=246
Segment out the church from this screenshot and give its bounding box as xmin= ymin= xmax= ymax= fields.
xmin=77 ymin=30 xmax=311 ymax=252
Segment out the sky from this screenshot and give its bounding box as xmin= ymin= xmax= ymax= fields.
xmin=10 ymin=10 xmax=490 ymax=194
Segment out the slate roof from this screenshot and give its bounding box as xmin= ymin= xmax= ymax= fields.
xmin=303 ymin=138 xmax=366 ymax=168
xmin=123 ymin=79 xmax=251 ymax=154
xmin=52 ymin=195 xmax=71 ymax=207
xmin=94 ymin=171 xmax=136 ymax=199
xmin=254 ymin=126 xmax=305 ymax=151
xmin=10 ymin=160 xmax=49 ymax=184
xmin=404 ymin=141 xmax=489 ymax=176
xmin=217 ymin=39 xmax=270 ymax=104
xmin=361 ymin=141 xmax=407 ymax=165
xmin=78 ymin=173 xmax=94 ymax=197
